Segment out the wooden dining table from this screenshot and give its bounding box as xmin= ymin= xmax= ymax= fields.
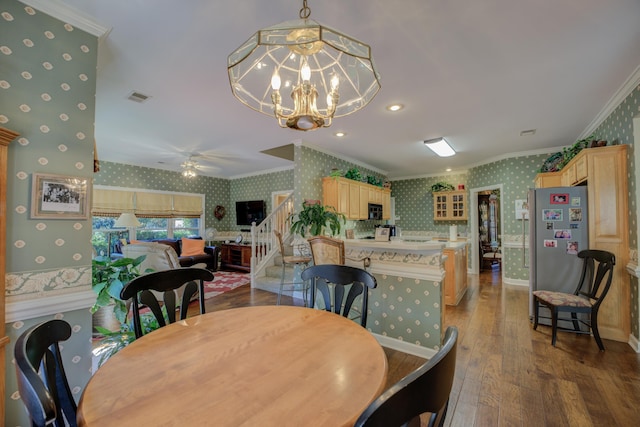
xmin=77 ymin=305 xmax=388 ymax=427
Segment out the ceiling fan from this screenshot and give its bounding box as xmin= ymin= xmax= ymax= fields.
xmin=180 ymin=156 xmax=201 ymax=178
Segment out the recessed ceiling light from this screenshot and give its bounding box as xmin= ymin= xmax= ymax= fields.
xmin=335 ymin=132 xmax=346 ymax=137
xmin=446 ymin=168 xmax=452 ymax=172
xmin=386 ymin=104 xmax=404 ymax=112
xmin=424 ymin=137 xmax=456 ymax=157
xmin=520 ymin=129 xmax=536 ymax=136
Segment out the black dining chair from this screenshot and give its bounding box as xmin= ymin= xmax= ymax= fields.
xmin=301 ymin=264 xmax=377 ymax=327
xmin=533 ymin=249 xmax=615 ymax=350
xmin=14 ymin=319 xmax=78 ymax=427
xmin=354 ymin=326 xmax=458 ymax=427
xmin=120 ymin=267 xmax=214 ymax=338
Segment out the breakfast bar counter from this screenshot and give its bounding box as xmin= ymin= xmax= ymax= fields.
xmin=342 ymin=238 xmax=450 ymax=351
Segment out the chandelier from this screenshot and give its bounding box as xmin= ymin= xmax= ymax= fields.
xmin=227 ymin=0 xmax=381 ymax=131
xmin=181 ymin=158 xmax=198 ymax=178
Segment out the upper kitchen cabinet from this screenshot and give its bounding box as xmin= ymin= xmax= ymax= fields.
xmin=322 ymin=177 xmax=391 ymax=220
xmin=534 ymin=171 xmax=562 ymax=188
xmin=433 ymin=190 xmax=468 ymax=220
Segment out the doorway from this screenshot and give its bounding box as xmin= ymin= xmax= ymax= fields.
xmin=469 ymin=185 xmax=503 ymax=275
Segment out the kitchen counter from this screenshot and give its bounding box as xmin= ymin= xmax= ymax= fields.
xmin=342 ymin=237 xmax=448 ymax=353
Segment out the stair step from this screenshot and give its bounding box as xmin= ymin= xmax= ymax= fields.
xmin=265 ymin=265 xmax=294 ymax=280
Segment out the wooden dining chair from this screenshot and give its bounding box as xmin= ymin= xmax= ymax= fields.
xmin=120 ymin=267 xmax=214 ymax=338
xmin=354 ymin=326 xmax=459 ymax=427
xmin=533 ymin=249 xmax=615 ymax=350
xmin=301 ymin=264 xmax=377 ymax=327
xmin=14 ymin=319 xmax=78 ymax=427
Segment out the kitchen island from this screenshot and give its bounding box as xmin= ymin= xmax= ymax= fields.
xmin=342 ymin=238 xmax=463 ymax=354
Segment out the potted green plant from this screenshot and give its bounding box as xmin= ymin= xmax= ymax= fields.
xmin=290 ymin=200 xmax=345 ymax=237
xmin=430 ymin=181 xmax=455 ymax=192
xmin=91 ymin=255 xmax=146 ymax=327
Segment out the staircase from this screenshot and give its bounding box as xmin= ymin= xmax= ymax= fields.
xmin=256 ymin=238 xmax=295 ymax=291
xmin=249 ymin=193 xmax=308 ymax=301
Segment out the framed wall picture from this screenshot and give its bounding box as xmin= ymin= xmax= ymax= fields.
xmin=31 ymin=173 xmax=89 ymax=219
xmin=375 ymin=227 xmax=390 ymax=242
xmin=550 ymin=193 xmax=569 ymax=204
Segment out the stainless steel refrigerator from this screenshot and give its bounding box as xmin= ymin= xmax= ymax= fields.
xmin=528 ymin=186 xmax=588 ymax=325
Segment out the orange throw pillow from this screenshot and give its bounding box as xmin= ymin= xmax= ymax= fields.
xmin=181 ymin=238 xmax=205 ymax=256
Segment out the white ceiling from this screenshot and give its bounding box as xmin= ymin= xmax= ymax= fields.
xmin=37 ymin=0 xmax=640 ymax=179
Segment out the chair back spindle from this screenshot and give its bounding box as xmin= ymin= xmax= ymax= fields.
xmin=120 ymin=268 xmax=213 ymax=338
xmin=14 ymin=319 xmax=78 ymax=427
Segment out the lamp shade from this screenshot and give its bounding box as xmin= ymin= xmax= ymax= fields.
xmin=114 ymin=213 xmax=141 ymax=227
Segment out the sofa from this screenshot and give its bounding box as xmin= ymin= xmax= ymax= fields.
xmin=113 ymin=237 xmax=219 ymax=271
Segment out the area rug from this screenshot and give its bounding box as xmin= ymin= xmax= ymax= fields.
xmin=203 ymin=270 xmax=250 ymax=299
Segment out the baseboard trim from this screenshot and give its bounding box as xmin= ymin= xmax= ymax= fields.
xmin=629 ymin=334 xmax=640 ymax=353
xmin=503 ymin=277 xmax=529 ymax=287
xmin=372 ymin=333 xmax=436 ymax=359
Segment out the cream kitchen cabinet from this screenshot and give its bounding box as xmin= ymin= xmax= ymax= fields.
xmin=534 ymin=145 xmax=630 ymax=342
xmin=534 ymin=171 xmax=561 ymax=188
xmin=323 ymin=177 xmax=391 ymax=220
xmin=444 ymin=243 xmax=468 ymax=306
xmin=433 ymin=190 xmax=468 ymax=220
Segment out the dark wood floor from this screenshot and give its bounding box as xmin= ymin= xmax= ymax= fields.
xmin=196 ymin=269 xmax=640 ymax=426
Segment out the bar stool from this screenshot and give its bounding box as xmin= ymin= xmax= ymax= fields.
xmin=274 ymin=230 xmax=312 ymax=305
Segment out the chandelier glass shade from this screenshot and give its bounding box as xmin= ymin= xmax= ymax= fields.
xmin=227 ymin=1 xmax=380 ymax=131
xmin=181 ymin=158 xmax=198 ymax=178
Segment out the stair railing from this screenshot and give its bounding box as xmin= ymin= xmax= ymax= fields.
xmin=250 ymin=193 xmax=295 ymax=284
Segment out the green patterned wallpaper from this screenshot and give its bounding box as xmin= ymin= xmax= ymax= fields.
xmin=1 ymin=1 xmax=97 ymax=424
xmin=467 ymin=153 xmax=551 ymax=281
xmin=229 ymin=168 xmax=293 ymax=230
xmin=1 ymin=1 xmax=97 ymax=273
xmin=294 ymin=145 xmax=387 ymax=234
xmin=94 ymin=161 xmax=232 ymax=230
xmin=391 ymin=172 xmax=468 ymax=235
xmin=593 ymin=84 xmax=640 ymax=338
xmin=368 ymin=273 xmax=443 ymax=348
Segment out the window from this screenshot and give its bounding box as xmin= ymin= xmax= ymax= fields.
xmin=91 ymin=217 xmax=125 ymax=257
xmin=91 ymin=188 xmax=204 ymax=256
xmin=92 ymin=216 xmax=201 ymax=256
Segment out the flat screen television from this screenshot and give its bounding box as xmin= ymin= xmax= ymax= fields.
xmin=235 ymin=200 xmax=266 ymax=226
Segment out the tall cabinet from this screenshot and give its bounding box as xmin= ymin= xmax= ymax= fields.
xmin=1 ymin=127 xmax=19 ymax=420
xmin=535 ymin=145 xmax=629 ymax=342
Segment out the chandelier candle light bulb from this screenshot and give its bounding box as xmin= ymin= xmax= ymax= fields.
xmin=227 ymin=0 xmax=380 ymax=131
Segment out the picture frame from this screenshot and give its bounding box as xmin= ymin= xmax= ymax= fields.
xmin=375 ymin=227 xmax=390 ymax=242
xmin=550 ymin=193 xmax=569 ymax=204
xmin=31 ymin=173 xmax=89 ymax=219
xmin=345 ymin=229 xmax=355 ymax=239
xmin=515 ymin=199 xmax=529 ymax=220
xmin=542 ymin=208 xmax=563 ymax=221
xmin=569 ymin=208 xmax=583 ymax=222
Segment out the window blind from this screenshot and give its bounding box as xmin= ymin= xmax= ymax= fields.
xmin=135 ymin=192 xmax=173 ymax=218
xmin=91 ymin=189 xmax=134 ymax=216
xmin=172 ymin=194 xmax=203 ymax=218
xmin=91 ymin=188 xmax=203 ymax=218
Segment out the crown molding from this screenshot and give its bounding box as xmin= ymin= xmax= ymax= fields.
xmin=228 ymin=165 xmax=294 ymax=180
xmin=19 ymin=0 xmax=110 ymax=39
xmin=300 ymin=141 xmax=389 ymax=176
xmin=580 ymin=64 xmax=640 ymax=139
